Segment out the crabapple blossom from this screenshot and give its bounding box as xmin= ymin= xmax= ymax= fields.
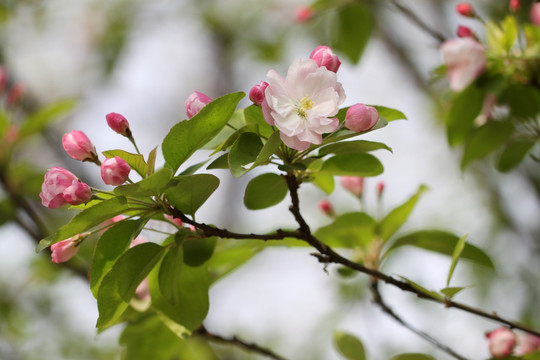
xmin=340 ymin=176 xmax=364 ymax=196
xmin=457 ymin=25 xmax=475 ymax=39
xmin=319 ymin=199 xmax=334 ymax=216
xmin=377 ymin=182 xmax=385 ymax=196
xmin=249 ymin=81 xmax=269 ymax=106
xmin=101 ymin=156 xmax=131 ymax=186
xmin=441 ymin=37 xmax=486 ymax=92
xmin=344 ymin=103 xmax=379 ymax=132
xmin=295 ymin=5 xmax=314 ymax=23
xmin=185 ymin=91 xmax=212 ymax=118
xmin=50 ymin=234 xmax=87 ymax=263
xmin=515 ymin=333 xmax=540 ymax=356
xmin=106 ymin=112 xmax=130 ymax=136
xmin=62 ymin=130 xmax=97 ymax=162
xmin=309 ymin=46 xmax=341 ymax=73
xmin=486 ymin=327 xmax=516 ymax=358
xmin=510 ymin=0 xmax=520 ymax=12
xmin=531 ymin=3 xmax=540 ymax=26
xmin=62 ymin=180 xmax=92 ymax=205
xmin=40 ymin=167 xmax=78 ymax=208
xmin=456 ymin=3 xmax=474 ymax=17
xmin=164 ymin=214 xmax=183 ymax=228
xmin=261 ymin=57 xmax=345 ymax=150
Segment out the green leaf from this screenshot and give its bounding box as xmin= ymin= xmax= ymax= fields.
xmin=371 ymin=105 xmax=407 ymax=121
xmin=179 ymin=160 xmax=209 ymax=176
xmin=310 ymin=172 xmax=335 ymax=194
xmin=501 ymin=15 xmax=519 ymax=53
xmin=162 ymin=92 xmax=244 ymax=173
xmin=330 ymin=3 xmax=372 ymax=64
xmin=0 ymin=110 xmax=10 ymax=139
xmin=390 ymin=354 xmax=435 ymax=360
xmin=158 ymin=244 xmax=184 ymax=305
xmin=398 ymin=276 xmax=444 ymax=301
xmin=250 ymin=131 xmax=281 ymax=169
xmin=114 ymin=168 xmax=173 ymax=197
xmin=37 ymin=196 xmax=133 ymax=252
xmin=103 ymin=150 xmax=148 ymax=178
xmin=379 ymin=185 xmax=428 ymax=242
xmin=183 ymin=236 xmax=217 ymax=267
xmin=385 ymin=230 xmax=495 ymax=269
xmin=90 ymin=219 xmax=148 ymax=297
xmin=210 ymin=123 xmax=258 ymax=155
xmin=333 ymin=331 xmax=366 ymax=360
xmin=320 ymin=153 xmax=383 ymax=176
xmin=244 ymin=104 xmax=274 ymax=138
xmin=461 ymin=120 xmax=514 ymax=170
xmin=445 ymin=85 xmax=484 ymax=146
xmin=500 ymin=84 xmax=540 ymax=118
xmin=440 ymin=286 xmax=467 ymax=298
xmin=164 ymin=174 xmax=220 ymax=216
xmin=497 ymin=139 xmax=535 ymax=172
xmin=150 ymin=260 xmax=210 ymax=331
xmin=206 ymin=240 xmax=266 ymax=281
xmin=228 ymin=132 xmax=264 ymax=177
xmin=97 ymin=243 xmax=165 ymax=328
xmin=315 ymin=212 xmax=376 ymax=249
xmin=19 ymin=99 xmax=77 ymax=137
xmin=147 ymin=147 xmax=158 ymax=177
xmin=207 ymin=153 xmax=229 ymax=170
xmin=319 ymin=140 xmax=392 ymax=156
xmin=447 ymin=234 xmax=467 ymax=286
xmin=243 ymin=173 xmax=288 ymax=210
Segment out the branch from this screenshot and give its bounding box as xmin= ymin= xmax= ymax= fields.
xmin=195 ymin=326 xmax=288 ymax=360
xmin=388 ymin=0 xmax=447 ymax=44
xmin=370 ymin=280 xmax=468 ymax=360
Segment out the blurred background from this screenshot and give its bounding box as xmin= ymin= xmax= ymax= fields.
xmin=0 ymin=0 xmax=539 ymax=359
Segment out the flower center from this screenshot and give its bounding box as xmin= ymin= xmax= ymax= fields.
xmin=297 ymin=95 xmax=314 ymax=119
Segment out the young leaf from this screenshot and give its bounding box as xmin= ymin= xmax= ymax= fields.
xmin=97 ymin=242 xmax=165 ymax=328
xmin=390 ymin=354 xmax=435 ymax=360
xmin=497 ymin=139 xmax=535 ymax=172
xmin=318 ymin=140 xmax=392 ymax=156
xmin=37 ymin=196 xmax=132 ymax=252
xmin=333 ymin=331 xmax=366 ymax=360
xmin=207 ymin=153 xmax=229 ymax=170
xmin=461 ymin=120 xmax=514 ymax=170
xmin=243 ymin=173 xmax=288 ymax=210
xmin=228 ymin=132 xmax=263 ymax=177
xmin=249 ymin=131 xmax=282 ymax=169
xmin=210 ymin=123 xmax=259 ymax=155
xmin=378 ymin=185 xmax=428 ymax=242
xmin=440 ymin=286 xmax=467 ymax=299
xmin=385 ymin=230 xmax=494 ymax=269
xmin=320 ymin=153 xmax=383 ymax=176
xmin=315 ymin=212 xmax=376 ymax=249
xmin=162 ymin=92 xmax=244 ymax=173
xmin=330 ymin=3 xmax=372 ymax=64
xmin=445 ymin=85 xmax=484 ymax=146
xmin=90 ymin=219 xmax=148 ymax=297
xmin=164 ymin=174 xmax=220 ymax=216
xmin=147 ymin=146 xmax=158 ymax=177
xmin=447 ymin=234 xmax=468 ymax=286
xmin=371 ymin=105 xmax=407 ymax=122
xmin=398 ymin=276 xmax=444 ymax=301
xmin=114 ymin=168 xmax=173 ymax=197
xmin=103 ymin=149 xmax=148 ymax=178
xmin=310 ymin=172 xmax=335 ymax=194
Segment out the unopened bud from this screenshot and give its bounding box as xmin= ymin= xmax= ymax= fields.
xmin=295 ymin=6 xmax=314 ymax=23
xmin=340 ymin=176 xmax=364 ymax=196
xmin=515 ymin=333 xmax=540 ymax=356
xmin=510 ymin=0 xmax=520 ymax=12
xmin=486 ymin=327 xmax=516 ymax=359
xmin=457 ymin=25 xmax=475 ymax=39
xmin=319 ymin=199 xmax=334 ymax=216
xmin=309 ymin=46 xmax=341 ymax=73
xmin=62 ymin=130 xmax=98 ymax=162
xmin=185 ymin=91 xmax=212 ymax=119
xmin=456 ymin=3 xmax=475 ymax=17
xmin=62 ymin=180 xmax=92 ymax=205
xmin=101 ymin=156 xmax=131 ymax=186
xmin=377 ymin=182 xmax=385 ymax=196
xmin=531 ymin=3 xmax=540 ymax=26
xmin=249 ymin=81 xmax=269 ymax=107
xmin=344 ymin=103 xmax=379 ymax=132
xmin=50 ymin=234 xmax=87 ymax=263
xmin=106 ymin=112 xmax=131 ymax=137
xmin=164 ymin=214 xmax=183 ymax=228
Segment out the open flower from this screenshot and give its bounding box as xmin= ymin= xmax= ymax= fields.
xmin=262 ymin=58 xmax=346 ymax=151
xmin=441 ymin=38 xmax=486 ymax=92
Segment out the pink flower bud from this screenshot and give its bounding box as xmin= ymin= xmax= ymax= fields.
xmin=510 ymin=0 xmax=520 ymax=12
xmin=457 ymin=25 xmax=475 ymax=39
xmin=531 ymin=3 xmax=540 ymax=26
xmin=309 ymin=46 xmax=341 ymax=73
xmin=319 ymin=199 xmax=334 ymax=216
xmin=40 ymin=167 xmax=78 ymax=208
xmin=185 ymin=91 xmax=212 ymax=119
xmin=249 ymin=81 xmax=269 ymax=107
xmin=101 ymin=156 xmax=131 ymax=186
xmin=340 ymin=176 xmax=364 ymax=196
xmin=486 ymin=327 xmax=516 ymax=358
xmin=106 ymin=112 xmax=130 ymax=136
xmin=0 ymin=67 xmax=7 ymax=94
xmin=515 ymin=333 xmax=540 ymax=356
xmin=164 ymin=214 xmax=183 ymax=228
xmin=377 ymin=181 xmax=385 ymax=196
xmin=344 ymin=104 xmax=379 ymax=132
xmin=441 ymin=38 xmax=486 ymax=92
xmin=295 ymin=6 xmax=314 ymax=23
xmin=51 ymin=234 xmax=85 ymax=263
xmin=62 ymin=180 xmax=92 ymax=205
xmin=62 ymin=130 xmax=97 ymax=162
xmin=456 ymin=3 xmax=474 ymax=17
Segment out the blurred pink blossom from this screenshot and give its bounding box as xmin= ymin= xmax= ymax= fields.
xmin=441 ymin=38 xmax=486 ymax=92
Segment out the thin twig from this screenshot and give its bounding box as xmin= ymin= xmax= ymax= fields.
xmin=195 ymin=326 xmax=288 ymax=360
xmin=370 ymin=280 xmax=469 ymax=360
xmin=388 ymin=0 xmax=447 ymax=44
